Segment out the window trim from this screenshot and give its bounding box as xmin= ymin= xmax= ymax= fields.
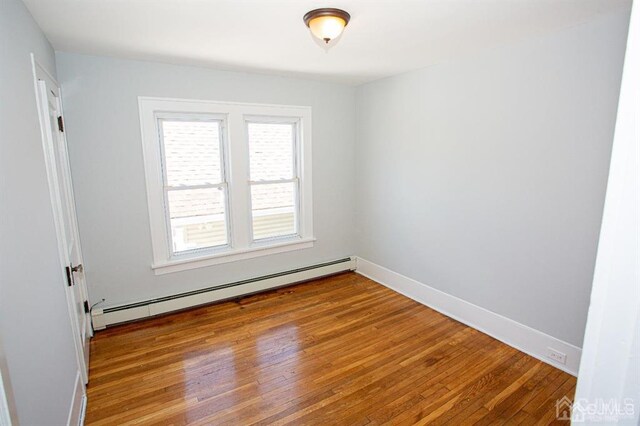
xmin=139 ymin=97 xmax=314 ymax=275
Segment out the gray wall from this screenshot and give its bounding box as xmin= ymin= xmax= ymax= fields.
xmin=355 ymin=10 xmax=629 ymax=347
xmin=55 ymin=52 xmax=357 ymax=308
xmin=0 ymin=0 xmax=81 ymax=423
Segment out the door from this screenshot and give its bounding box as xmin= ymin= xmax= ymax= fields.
xmin=33 ymin=60 xmax=91 ymax=384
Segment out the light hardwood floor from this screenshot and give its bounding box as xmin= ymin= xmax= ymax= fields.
xmin=85 ymin=272 xmax=576 ymax=425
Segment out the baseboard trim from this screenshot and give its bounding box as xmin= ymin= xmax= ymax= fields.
xmin=92 ymin=257 xmax=356 ymax=329
xmin=66 ymin=371 xmax=85 ymax=426
xmin=79 ymin=394 xmax=87 ymax=426
xmin=355 ymin=257 xmax=581 ymax=376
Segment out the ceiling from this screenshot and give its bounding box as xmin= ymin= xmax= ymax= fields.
xmin=23 ymin=0 xmax=631 ymax=85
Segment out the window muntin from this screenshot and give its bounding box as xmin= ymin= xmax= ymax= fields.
xmin=158 ymin=117 xmax=229 ymax=255
xmin=247 ymin=121 xmax=299 ymax=241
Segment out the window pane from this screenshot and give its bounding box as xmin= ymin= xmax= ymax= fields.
xmin=248 ymin=122 xmax=294 ymax=181
xmin=167 ymin=188 xmax=227 ymax=253
xmin=251 ymin=182 xmax=296 ymax=240
xmin=161 ymin=120 xmax=222 ymax=186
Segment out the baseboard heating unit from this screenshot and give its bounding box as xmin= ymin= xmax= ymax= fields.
xmin=91 ymin=257 xmax=356 ymax=329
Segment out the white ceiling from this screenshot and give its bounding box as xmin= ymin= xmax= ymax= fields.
xmin=23 ymin=0 xmax=631 ymax=85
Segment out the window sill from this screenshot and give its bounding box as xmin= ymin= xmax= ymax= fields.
xmin=151 ymin=237 xmax=316 ymax=275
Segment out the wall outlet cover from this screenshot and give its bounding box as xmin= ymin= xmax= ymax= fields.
xmin=547 ymin=347 xmax=567 ymax=365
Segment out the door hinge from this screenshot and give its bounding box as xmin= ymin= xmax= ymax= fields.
xmin=83 ymin=300 xmax=90 ymax=314
xmin=57 ymin=115 xmax=64 ymax=132
xmin=65 ymin=266 xmax=73 ymax=287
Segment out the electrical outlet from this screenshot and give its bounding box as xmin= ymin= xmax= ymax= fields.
xmin=547 ymin=347 xmax=567 ymax=365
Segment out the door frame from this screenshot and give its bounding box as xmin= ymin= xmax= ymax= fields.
xmin=30 ymin=54 xmax=91 ymax=386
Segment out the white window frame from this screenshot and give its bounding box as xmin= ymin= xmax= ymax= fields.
xmin=139 ymin=97 xmax=314 ymax=275
xmin=157 ymin=113 xmax=231 ymax=255
xmin=246 ymin=115 xmax=301 ymax=243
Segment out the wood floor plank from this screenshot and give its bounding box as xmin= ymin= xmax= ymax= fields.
xmin=85 ymin=272 xmax=576 ymax=425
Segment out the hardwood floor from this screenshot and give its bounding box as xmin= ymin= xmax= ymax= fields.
xmin=85 ymin=272 xmax=576 ymax=425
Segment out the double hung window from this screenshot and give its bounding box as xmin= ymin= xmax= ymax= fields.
xmin=139 ymin=98 xmax=313 ymax=274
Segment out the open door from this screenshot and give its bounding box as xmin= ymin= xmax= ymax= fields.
xmin=32 ymin=57 xmax=91 ymax=384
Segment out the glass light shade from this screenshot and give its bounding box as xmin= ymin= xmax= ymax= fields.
xmin=308 ymin=15 xmax=347 ymax=43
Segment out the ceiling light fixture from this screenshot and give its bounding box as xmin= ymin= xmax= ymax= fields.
xmin=303 ymin=8 xmax=351 ymax=47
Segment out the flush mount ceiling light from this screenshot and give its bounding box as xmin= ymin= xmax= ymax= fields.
xmin=303 ymin=8 xmax=351 ymax=47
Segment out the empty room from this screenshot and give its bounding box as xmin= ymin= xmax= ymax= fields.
xmin=1 ymin=0 xmax=638 ymax=424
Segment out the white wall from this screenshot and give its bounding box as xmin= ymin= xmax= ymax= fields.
xmin=0 ymin=0 xmax=82 ymax=423
xmin=55 ymin=52 xmax=357 ymax=308
xmin=574 ymin=1 xmax=639 ymax=422
xmin=355 ymin=9 xmax=630 ymax=348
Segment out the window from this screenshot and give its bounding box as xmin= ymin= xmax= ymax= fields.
xmin=248 ymin=120 xmax=298 ymax=241
xmin=159 ymin=117 xmax=229 ymax=253
xmin=139 ymin=98 xmax=313 ymax=274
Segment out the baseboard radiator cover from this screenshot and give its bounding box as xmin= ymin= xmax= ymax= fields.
xmin=92 ymin=257 xmax=356 ymax=329
xmin=355 ymin=257 xmax=582 ymax=376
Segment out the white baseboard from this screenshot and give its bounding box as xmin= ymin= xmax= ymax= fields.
xmin=66 ymin=371 xmax=85 ymax=426
xmin=78 ymin=395 xmax=87 ymax=426
xmin=0 ymin=367 xmax=14 ymax=426
xmin=92 ymin=257 xmax=356 ymax=329
xmin=355 ymin=257 xmax=581 ymax=376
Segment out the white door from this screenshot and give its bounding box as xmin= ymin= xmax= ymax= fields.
xmin=33 ymin=61 xmax=91 ymax=384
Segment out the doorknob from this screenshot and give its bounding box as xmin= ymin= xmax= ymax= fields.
xmin=71 ymin=264 xmax=83 ymax=273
